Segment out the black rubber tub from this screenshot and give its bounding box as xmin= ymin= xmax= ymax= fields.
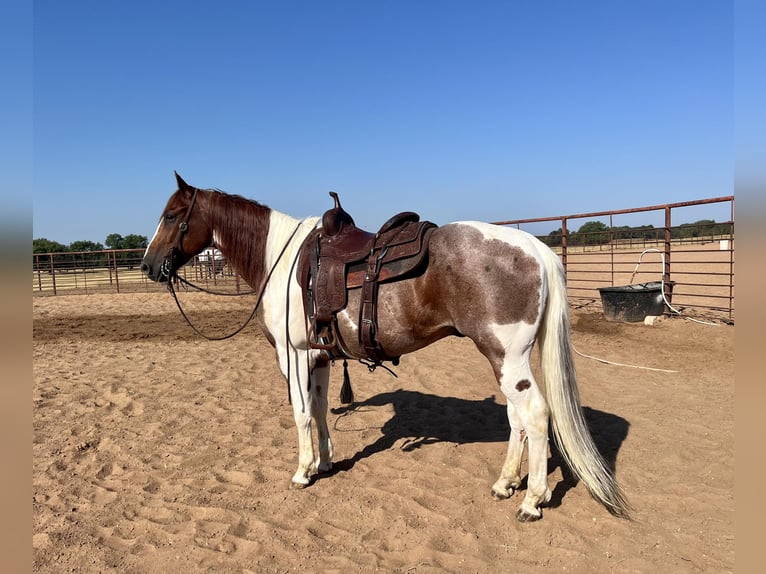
xmin=597 ymin=281 xmax=674 ymax=322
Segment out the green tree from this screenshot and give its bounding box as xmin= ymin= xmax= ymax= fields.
xmin=574 ymin=221 xmax=610 ymax=245
xmin=542 ymin=227 xmax=563 ymax=247
xmin=612 ymin=224 xmax=660 ymax=242
xmin=672 ymin=219 xmax=731 ymax=240
xmin=69 ymin=240 xmax=104 ymax=252
xmin=33 ymin=238 xmax=68 ymax=271
xmin=105 ymin=233 xmax=148 ymax=267
xmin=105 ymin=233 xmax=124 ymax=249
xmin=33 ymin=238 xmax=68 ymax=254
xmin=69 ymin=240 xmax=107 ymax=268
xmin=122 ymin=234 xmax=148 ymax=249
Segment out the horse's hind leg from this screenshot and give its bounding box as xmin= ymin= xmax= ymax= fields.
xmin=481 ymin=330 xmax=552 ymax=521
xmin=491 ymin=402 xmax=526 ymax=499
xmin=505 ymin=356 xmax=551 ymax=521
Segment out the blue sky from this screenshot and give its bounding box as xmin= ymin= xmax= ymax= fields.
xmin=28 ymin=0 xmax=736 ymax=244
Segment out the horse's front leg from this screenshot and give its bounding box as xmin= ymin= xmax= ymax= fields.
xmin=310 ymin=356 xmax=333 ymax=474
xmin=280 ymin=349 xmax=317 ymax=488
xmin=289 ymin=404 xmax=315 ymax=488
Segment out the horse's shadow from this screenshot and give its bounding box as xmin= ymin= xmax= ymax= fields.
xmin=324 ymin=389 xmax=629 ymax=509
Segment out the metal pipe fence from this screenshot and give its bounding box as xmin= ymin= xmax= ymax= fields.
xmin=493 ymin=196 xmax=735 ymax=323
xmin=33 ymin=196 xmax=735 ymax=323
xmin=32 ymin=249 xmax=249 ymax=296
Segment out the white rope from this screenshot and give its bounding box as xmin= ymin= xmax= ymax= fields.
xmin=570 ymin=246 xmax=730 ymax=373
xmin=631 ymin=248 xmax=718 ymax=326
xmin=572 ymin=344 xmax=679 ymax=373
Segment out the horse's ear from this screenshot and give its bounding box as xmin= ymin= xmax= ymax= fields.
xmin=174 ymin=171 xmax=192 ymax=194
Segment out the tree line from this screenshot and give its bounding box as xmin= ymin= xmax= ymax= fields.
xmin=33 ymin=233 xmax=149 ymax=254
xmin=33 ymin=234 xmax=149 ymax=269
xmin=540 ymin=219 xmax=732 ymax=247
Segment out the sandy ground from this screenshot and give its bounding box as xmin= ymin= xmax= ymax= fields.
xmin=33 ymin=292 xmax=734 ymax=573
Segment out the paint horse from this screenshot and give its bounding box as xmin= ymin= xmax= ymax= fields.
xmin=141 ymin=173 xmax=630 ymax=522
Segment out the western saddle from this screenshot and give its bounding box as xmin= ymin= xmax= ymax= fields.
xmin=297 ymin=192 xmax=437 ymax=366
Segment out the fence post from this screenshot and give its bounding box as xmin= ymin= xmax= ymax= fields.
xmin=80 ymin=253 xmax=88 ymax=294
xmin=728 ymin=200 xmax=735 ymax=322
xmin=609 ymin=214 xmax=615 ymax=286
xmin=664 ymin=206 xmax=672 ymax=302
xmin=113 ymin=250 xmax=121 ymax=293
xmin=561 ymin=218 xmax=568 ymax=274
xmin=35 ymin=254 xmax=42 ymax=292
xmin=50 ymin=254 xmax=57 ymax=295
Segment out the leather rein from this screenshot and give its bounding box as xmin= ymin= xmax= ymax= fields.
xmin=162 ymin=188 xmax=304 ymax=341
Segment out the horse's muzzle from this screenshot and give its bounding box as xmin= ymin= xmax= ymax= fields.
xmin=140 ymin=258 xmax=170 ymax=283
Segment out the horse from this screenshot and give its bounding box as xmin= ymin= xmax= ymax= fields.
xmin=140 ymin=172 xmax=630 ymax=522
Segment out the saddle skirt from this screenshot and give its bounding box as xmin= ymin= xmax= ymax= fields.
xmin=297 ymin=192 xmax=437 ymax=363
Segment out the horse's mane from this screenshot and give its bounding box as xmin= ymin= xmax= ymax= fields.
xmin=205 ymin=188 xmax=272 ymax=288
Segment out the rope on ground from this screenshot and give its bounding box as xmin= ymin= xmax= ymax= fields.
xmin=572 ymin=344 xmax=680 ymax=373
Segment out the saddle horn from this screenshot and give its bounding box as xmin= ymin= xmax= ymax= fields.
xmin=322 ymin=191 xmax=355 ymax=236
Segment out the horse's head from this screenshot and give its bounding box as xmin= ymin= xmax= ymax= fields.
xmin=140 ymin=172 xmax=214 ymax=282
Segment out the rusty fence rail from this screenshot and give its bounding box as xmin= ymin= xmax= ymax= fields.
xmin=33 ymin=196 xmax=735 ymax=323
xmin=493 ymin=196 xmax=735 ymax=323
xmin=32 ymin=249 xmax=249 ymax=296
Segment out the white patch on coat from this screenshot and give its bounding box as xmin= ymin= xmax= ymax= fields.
xmin=455 ymin=220 xmax=545 ymax=252
xmin=144 ymin=221 xmax=162 ymax=257
xmin=261 ymin=211 xmax=320 ymax=352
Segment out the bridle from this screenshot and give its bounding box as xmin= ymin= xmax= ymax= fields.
xmin=160 ymin=186 xmax=199 ymax=281
xmin=161 ymin=186 xmax=305 ymax=341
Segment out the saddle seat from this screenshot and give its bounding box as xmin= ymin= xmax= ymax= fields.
xmin=297 ymin=192 xmax=437 ymax=363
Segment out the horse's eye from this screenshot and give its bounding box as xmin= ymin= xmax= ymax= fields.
xmin=164 ymin=213 xmax=177 ymax=223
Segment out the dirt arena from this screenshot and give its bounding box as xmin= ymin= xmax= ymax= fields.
xmin=33 ymin=292 xmax=734 ymax=573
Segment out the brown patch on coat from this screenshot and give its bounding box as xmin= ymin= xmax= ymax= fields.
xmin=423 ymin=225 xmax=543 ymax=379
xmin=515 ymin=379 xmax=531 ymax=392
xmin=427 ymin=225 xmax=542 ymax=330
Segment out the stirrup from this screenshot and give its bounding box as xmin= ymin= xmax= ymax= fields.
xmin=308 ymin=318 xmax=337 ymax=351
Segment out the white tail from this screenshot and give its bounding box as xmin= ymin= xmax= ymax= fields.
xmin=537 ymin=246 xmax=631 ymax=518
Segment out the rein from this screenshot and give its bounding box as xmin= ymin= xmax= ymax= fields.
xmin=172 ymin=274 xmax=258 ymax=297
xmin=166 ymin=220 xmax=305 ymax=341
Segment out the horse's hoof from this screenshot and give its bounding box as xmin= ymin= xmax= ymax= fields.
xmin=290 ymin=480 xmax=309 ymax=490
xmin=491 ymin=488 xmax=511 ymax=500
xmin=515 ymin=508 xmax=542 ymax=523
